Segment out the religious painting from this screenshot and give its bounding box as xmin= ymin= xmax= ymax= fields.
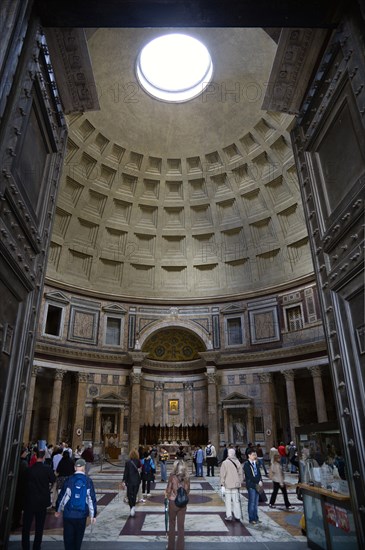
xmin=168 ymin=399 xmax=179 ymax=415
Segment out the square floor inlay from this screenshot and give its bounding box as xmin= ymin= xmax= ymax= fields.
xmin=141 ymin=513 xmax=228 ymax=532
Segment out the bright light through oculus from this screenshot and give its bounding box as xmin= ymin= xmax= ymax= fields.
xmin=136 ymin=34 xmax=213 ymax=102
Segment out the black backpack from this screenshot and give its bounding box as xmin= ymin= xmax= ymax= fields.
xmin=175 ymin=484 xmax=189 ymax=508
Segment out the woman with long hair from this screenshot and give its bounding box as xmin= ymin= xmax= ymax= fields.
xmin=268 ymin=452 xmax=294 ymax=509
xmin=122 ymin=449 xmax=141 ymax=517
xmin=165 ymin=460 xmax=190 ymax=550
xmin=56 ymin=450 xmax=75 ymax=491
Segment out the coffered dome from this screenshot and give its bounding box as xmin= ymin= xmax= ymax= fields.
xmin=47 ymin=28 xmax=313 ymax=301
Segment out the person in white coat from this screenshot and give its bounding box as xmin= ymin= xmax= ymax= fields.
xmin=219 ymin=448 xmax=244 ymax=522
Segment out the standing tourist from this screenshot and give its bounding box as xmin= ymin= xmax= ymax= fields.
xmin=205 ymin=440 xmax=217 ymax=476
xmin=81 ymin=443 xmax=94 ymax=476
xmin=195 ymin=446 xmax=204 ymax=477
xmin=268 ymin=452 xmax=295 ymax=510
xmin=175 ymin=446 xmax=186 ymax=461
xmin=56 ymin=450 xmax=75 ymax=492
xmin=122 ymin=449 xmax=141 ymax=517
xmin=22 ymin=450 xmax=56 ymax=550
xmin=159 ymin=447 xmax=169 ymax=482
xmin=243 ymin=449 xmax=263 ymax=525
xmin=256 ymin=443 xmax=268 ymax=475
xmin=220 ymin=448 xmax=243 ymax=522
xmin=287 ymin=441 xmax=297 ymax=473
xmin=55 ymin=458 xmax=97 ymax=550
xmin=278 ymin=441 xmax=288 ymax=471
xmin=165 ymin=460 xmax=190 ymax=550
xmin=141 ymin=451 xmax=155 ymax=498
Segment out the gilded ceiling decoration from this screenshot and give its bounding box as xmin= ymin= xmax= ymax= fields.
xmin=142 ymin=328 xmax=206 ymax=361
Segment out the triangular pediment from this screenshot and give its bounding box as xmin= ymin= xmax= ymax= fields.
xmin=102 ymin=304 xmax=128 ymax=314
xmin=223 ymin=392 xmax=249 ymax=402
xmin=221 ymin=304 xmax=245 ymax=314
xmin=96 ymin=391 xmax=124 ymax=403
xmin=44 ymin=290 xmax=70 ymax=304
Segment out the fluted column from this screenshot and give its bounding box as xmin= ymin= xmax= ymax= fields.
xmin=183 ymin=382 xmax=194 ymax=426
xmin=154 ymin=381 xmax=164 ymax=426
xmin=206 ymin=367 xmax=219 ymax=444
xmin=118 ymin=405 xmax=125 ymax=447
xmin=72 ymin=372 xmax=88 ymax=448
xmin=258 ymin=372 xmax=276 ymax=449
xmin=130 ymin=367 xmax=142 ymax=451
xmin=47 ymin=369 xmax=65 ymax=445
xmin=247 ymin=406 xmax=254 ymax=443
xmin=200 ymin=352 xmax=220 ymax=445
xmin=23 ymin=366 xmax=40 ymax=444
xmin=309 ymin=366 xmax=328 ymax=422
xmin=282 ymin=369 xmax=299 ymax=441
xmin=223 ymin=408 xmax=229 ymax=444
xmin=95 ymin=406 xmax=102 ymax=443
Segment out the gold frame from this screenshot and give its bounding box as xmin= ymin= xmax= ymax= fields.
xmin=168 ymin=399 xmax=179 ymax=414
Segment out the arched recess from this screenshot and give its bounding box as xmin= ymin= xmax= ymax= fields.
xmin=137 ymin=319 xmax=211 ymax=358
xmin=140 ymin=323 xmax=209 ymax=362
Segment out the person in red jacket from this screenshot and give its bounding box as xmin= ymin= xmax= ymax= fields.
xmin=278 ymin=442 xmax=288 ymax=471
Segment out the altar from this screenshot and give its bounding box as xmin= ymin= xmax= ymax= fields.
xmin=139 ymin=423 xmax=208 ymax=447
xmin=104 ymin=433 xmax=121 ymax=459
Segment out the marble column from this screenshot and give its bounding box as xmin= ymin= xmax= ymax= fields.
xmin=23 ymin=366 xmax=39 ymax=444
xmin=130 ymin=367 xmax=142 ymax=451
xmin=72 ymin=372 xmax=88 ymax=449
xmin=309 ymin=366 xmax=328 ymax=422
xmin=183 ymin=382 xmax=194 ymax=427
xmin=258 ymin=372 xmax=276 ymax=449
xmin=206 ymin=367 xmax=219 ymax=444
xmin=48 ymin=369 xmax=65 ymax=445
xmin=223 ymin=408 xmax=229 ymax=444
xmin=282 ymin=369 xmax=299 ymax=441
xmin=119 ymin=405 xmax=125 ymax=447
xmin=95 ymin=406 xmax=102 ymax=444
xmin=154 ymin=381 xmax=164 ymax=426
xmin=200 ymin=352 xmax=220 ymax=445
xmin=247 ymin=406 xmax=254 ymax=443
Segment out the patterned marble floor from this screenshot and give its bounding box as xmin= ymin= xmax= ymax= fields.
xmin=9 ymin=463 xmax=308 ymax=547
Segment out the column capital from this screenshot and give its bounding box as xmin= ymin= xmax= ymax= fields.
xmin=32 ymin=365 xmax=40 ymax=377
xmin=205 ymin=370 xmax=219 ymax=385
xmin=258 ymin=372 xmax=273 ymax=384
xmin=184 ymin=382 xmax=194 ymax=390
xmin=308 ymin=366 xmax=322 ymax=377
xmin=130 ymin=368 xmax=143 ymax=385
xmin=282 ymin=369 xmax=295 ymax=381
xmin=77 ymin=372 xmax=88 ymax=383
xmin=154 ymin=381 xmax=164 ymax=390
xmin=55 ymin=369 xmax=65 ymax=381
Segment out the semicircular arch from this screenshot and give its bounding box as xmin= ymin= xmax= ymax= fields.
xmin=138 ymin=320 xmax=211 ymax=362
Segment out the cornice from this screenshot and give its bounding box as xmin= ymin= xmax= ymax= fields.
xmin=35 ymin=342 xmax=132 ymax=365
xmin=217 ymin=340 xmax=327 ymax=365
xmin=45 ymin=273 xmax=316 ymax=305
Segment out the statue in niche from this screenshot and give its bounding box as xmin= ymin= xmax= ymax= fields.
xmin=233 ymin=420 xmax=245 ymax=443
xmin=102 ymin=416 xmax=113 ymax=435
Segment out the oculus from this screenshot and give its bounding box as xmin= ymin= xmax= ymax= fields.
xmin=136 ymin=33 xmax=213 ymax=102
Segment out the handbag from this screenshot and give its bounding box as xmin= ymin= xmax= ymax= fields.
xmin=175 ymin=484 xmax=189 ymax=508
xmin=255 ymin=483 xmax=264 ymax=494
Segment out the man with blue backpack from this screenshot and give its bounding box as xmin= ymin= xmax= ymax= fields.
xmin=55 ymin=458 xmax=97 ymax=550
